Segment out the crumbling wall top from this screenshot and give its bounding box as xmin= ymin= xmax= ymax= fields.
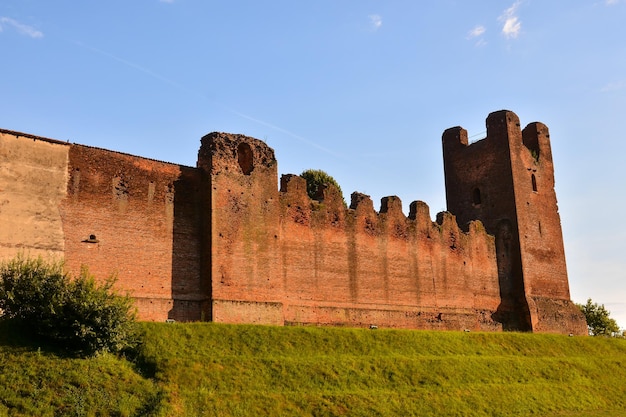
xmin=197 ymin=132 xmax=276 ymax=175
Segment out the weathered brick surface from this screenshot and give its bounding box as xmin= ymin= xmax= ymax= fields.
xmin=0 ymin=131 xmax=69 ymax=260
xmin=0 ymin=111 xmax=587 ymax=334
xmin=60 ymin=144 xmax=207 ymax=322
xmin=443 ymin=110 xmax=586 ymax=334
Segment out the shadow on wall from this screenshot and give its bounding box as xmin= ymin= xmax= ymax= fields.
xmin=492 ymin=218 xmax=532 ymax=331
xmin=168 ymin=167 xmax=210 ymax=321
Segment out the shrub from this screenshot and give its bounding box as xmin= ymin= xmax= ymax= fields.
xmin=0 ymin=255 xmax=138 ymax=355
xmin=300 ymin=169 xmax=343 ymax=201
xmin=577 ymin=298 xmax=620 ymax=336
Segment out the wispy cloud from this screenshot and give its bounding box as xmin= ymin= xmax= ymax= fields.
xmin=72 ymin=40 xmax=340 ymax=157
xmin=467 ymin=25 xmax=487 ymax=46
xmin=159 ymin=0 xmax=175 ymax=3
xmin=499 ymin=1 xmax=522 ymax=39
xmin=468 ymin=25 xmax=486 ymax=38
xmin=600 ymin=79 xmax=626 ymax=92
xmin=605 ymin=0 xmax=619 ymax=5
xmin=0 ymin=17 xmax=43 ymax=39
xmin=369 ymin=14 xmax=382 ymax=31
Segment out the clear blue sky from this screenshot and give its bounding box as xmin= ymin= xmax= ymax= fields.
xmin=2 ymin=1 xmax=625 ymax=328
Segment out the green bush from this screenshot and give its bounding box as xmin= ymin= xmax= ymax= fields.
xmin=0 ymin=255 xmax=139 ymax=355
xmin=300 ymin=169 xmax=343 ymax=201
xmin=577 ymin=298 xmax=620 ymax=336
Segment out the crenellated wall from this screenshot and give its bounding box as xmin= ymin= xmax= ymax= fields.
xmin=197 ymin=132 xmax=504 ymax=331
xmin=276 ymin=174 xmax=503 ymax=330
xmin=0 ymin=110 xmax=588 ymax=334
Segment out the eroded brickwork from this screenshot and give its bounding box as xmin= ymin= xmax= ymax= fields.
xmin=0 ymin=110 xmax=587 ymax=334
xmin=443 ymin=110 xmax=586 ymax=335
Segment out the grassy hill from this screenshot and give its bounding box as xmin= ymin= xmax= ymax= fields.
xmin=1 ymin=321 xmax=625 ymax=416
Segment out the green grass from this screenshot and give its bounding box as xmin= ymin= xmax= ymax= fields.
xmin=2 ymin=321 xmax=626 ymax=416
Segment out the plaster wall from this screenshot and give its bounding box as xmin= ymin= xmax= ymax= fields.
xmin=0 ymin=131 xmax=69 ymax=260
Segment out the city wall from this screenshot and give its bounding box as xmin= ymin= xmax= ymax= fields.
xmin=0 ymin=111 xmax=588 ymax=334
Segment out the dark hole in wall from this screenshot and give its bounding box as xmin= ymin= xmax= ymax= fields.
xmin=237 ymin=143 xmax=254 ymax=175
xmin=472 ymin=188 xmax=482 ymax=206
xmin=531 ymin=174 xmax=537 ymax=192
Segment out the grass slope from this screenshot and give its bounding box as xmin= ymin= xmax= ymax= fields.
xmin=2 ymin=322 xmax=626 ymax=416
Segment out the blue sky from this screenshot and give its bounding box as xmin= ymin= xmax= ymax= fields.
xmin=2 ymin=1 xmax=625 ymax=328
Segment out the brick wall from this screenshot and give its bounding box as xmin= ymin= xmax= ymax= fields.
xmin=443 ymin=110 xmax=586 ymax=334
xmin=60 ymin=144 xmax=207 ymax=321
xmin=0 ymin=115 xmax=587 ymax=334
xmin=201 ymin=133 xmax=503 ymax=331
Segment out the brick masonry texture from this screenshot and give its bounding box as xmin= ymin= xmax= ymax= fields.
xmin=0 ymin=110 xmax=588 ymax=334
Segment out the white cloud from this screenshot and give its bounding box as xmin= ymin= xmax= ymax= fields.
xmin=498 ymin=1 xmax=522 ymax=39
xmin=0 ymin=17 xmax=43 ymax=39
xmin=606 ymin=0 xmax=619 ymax=5
xmin=159 ymin=0 xmax=175 ymax=3
xmin=369 ymin=14 xmax=382 ymax=31
xmin=467 ymin=25 xmax=486 ymax=38
xmin=466 ymin=25 xmax=487 ymax=47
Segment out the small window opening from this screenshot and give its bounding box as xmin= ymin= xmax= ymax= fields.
xmin=472 ymin=188 xmax=482 ymax=206
xmin=237 ymin=143 xmax=254 ymax=175
xmin=531 ymin=174 xmax=537 ymax=192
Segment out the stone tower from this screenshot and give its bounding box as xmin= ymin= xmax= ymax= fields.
xmin=442 ymin=110 xmax=586 ymax=334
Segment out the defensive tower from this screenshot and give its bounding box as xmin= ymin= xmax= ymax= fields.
xmin=442 ymin=110 xmax=586 ymax=334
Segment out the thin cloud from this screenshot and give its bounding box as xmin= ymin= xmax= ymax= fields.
xmin=600 ymin=80 xmax=626 ymax=92
xmin=159 ymin=0 xmax=175 ymax=3
xmin=72 ymin=40 xmax=340 ymax=157
xmin=369 ymin=14 xmax=382 ymax=31
xmin=467 ymin=25 xmax=487 ymax=46
xmin=498 ymin=1 xmax=522 ymax=39
xmin=605 ymin=0 xmax=619 ymax=5
xmin=0 ymin=17 xmax=43 ymax=39
xmin=467 ymin=25 xmax=486 ymax=38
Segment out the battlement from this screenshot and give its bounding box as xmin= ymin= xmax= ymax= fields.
xmin=443 ymin=110 xmax=553 ymax=166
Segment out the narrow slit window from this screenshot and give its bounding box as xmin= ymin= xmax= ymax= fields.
xmin=472 ymin=188 xmax=482 ymax=206
xmin=531 ymin=174 xmax=537 ymax=192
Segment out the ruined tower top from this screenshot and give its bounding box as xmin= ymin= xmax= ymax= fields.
xmin=442 ymin=110 xmax=586 ymax=335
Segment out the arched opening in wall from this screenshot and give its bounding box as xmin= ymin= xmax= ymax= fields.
xmin=237 ymin=143 xmax=254 ymax=175
xmin=472 ymin=187 xmax=482 ymax=206
xmin=531 ymin=174 xmax=537 ymax=192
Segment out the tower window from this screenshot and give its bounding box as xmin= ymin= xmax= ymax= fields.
xmin=472 ymin=188 xmax=482 ymax=206
xmin=531 ymin=174 xmax=537 ymax=192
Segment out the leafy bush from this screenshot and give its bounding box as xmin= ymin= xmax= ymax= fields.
xmin=300 ymin=169 xmax=343 ymax=201
xmin=577 ymin=298 xmax=620 ymax=336
xmin=0 ymin=255 xmax=138 ymax=355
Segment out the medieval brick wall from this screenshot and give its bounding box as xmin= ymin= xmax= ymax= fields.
xmin=277 ymin=175 xmax=502 ymax=330
xmin=60 ymin=143 xmax=208 ymax=322
xmin=0 ymin=109 xmax=588 ymax=334
xmin=200 ymin=133 xmax=503 ymax=331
